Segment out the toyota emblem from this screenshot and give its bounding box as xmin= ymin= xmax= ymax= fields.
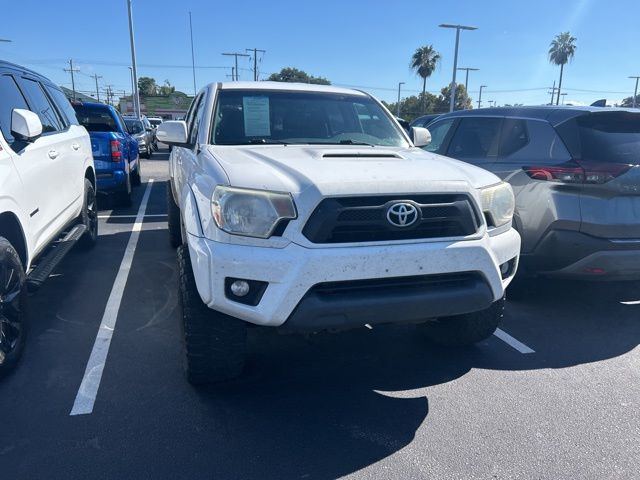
xmin=386 ymin=202 xmax=419 ymax=227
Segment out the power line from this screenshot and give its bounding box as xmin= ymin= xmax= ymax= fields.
xmin=90 ymin=73 xmax=103 ymax=102
xmin=222 ymin=52 xmax=250 ymax=81
xmin=245 ymin=48 xmax=266 ymax=81
xmin=63 ymin=59 xmax=80 ymax=100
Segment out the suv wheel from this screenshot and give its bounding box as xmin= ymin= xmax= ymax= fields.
xmin=167 ymin=183 xmax=182 ymax=248
xmin=177 ymin=244 xmax=247 ymax=385
xmin=421 ymin=296 xmax=505 ymax=347
xmin=0 ymin=237 xmax=27 ymax=376
xmin=78 ymin=179 xmax=98 ymax=249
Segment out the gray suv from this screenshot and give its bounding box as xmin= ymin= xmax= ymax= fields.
xmin=424 ymin=107 xmax=640 ymax=279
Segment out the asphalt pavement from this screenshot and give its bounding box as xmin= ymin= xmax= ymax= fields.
xmin=1 ymin=149 xmax=638 ymax=479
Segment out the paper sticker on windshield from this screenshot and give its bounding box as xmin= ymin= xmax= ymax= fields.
xmin=243 ymin=96 xmax=271 ymax=137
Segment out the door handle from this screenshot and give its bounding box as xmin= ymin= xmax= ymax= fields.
xmin=48 ymin=149 xmax=59 ymax=159
xmin=72 ymin=143 xmax=80 ymax=151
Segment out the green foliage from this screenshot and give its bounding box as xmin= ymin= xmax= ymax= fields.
xmin=548 ymin=32 xmax=577 ymax=66
xmin=138 ymin=77 xmax=157 ymax=96
xmin=621 ymin=95 xmax=640 ymax=107
xmin=410 ymin=45 xmax=441 ymax=113
xmin=158 ymin=80 xmax=176 ymax=96
xmin=387 ymin=84 xmax=471 ymax=121
xmin=267 ymin=67 xmax=331 ymax=85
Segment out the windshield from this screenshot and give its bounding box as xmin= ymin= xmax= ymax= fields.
xmin=125 ymin=119 xmax=144 ymax=134
xmin=73 ymin=105 xmax=119 ymax=132
xmin=211 ymin=90 xmax=409 ymax=147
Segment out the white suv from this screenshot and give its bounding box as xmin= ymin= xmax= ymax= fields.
xmin=0 ymin=62 xmax=96 ymax=375
xmin=158 ymin=82 xmax=521 ymax=384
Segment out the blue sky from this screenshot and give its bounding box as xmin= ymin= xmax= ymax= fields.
xmin=1 ymin=0 xmax=638 ymax=107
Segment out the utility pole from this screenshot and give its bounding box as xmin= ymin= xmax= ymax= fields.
xmin=629 ymin=76 xmax=640 ymax=108
xmin=561 ymin=93 xmax=568 ymax=105
xmin=477 ymin=85 xmax=487 ymax=109
xmin=222 ymin=52 xmax=250 ymax=81
xmin=189 ymin=12 xmax=197 ymax=96
xmin=548 ymin=80 xmax=557 ymax=105
xmin=439 ymin=24 xmax=478 ymax=112
xmin=127 ymin=0 xmax=141 ymax=117
xmin=246 ymin=48 xmax=266 ymax=81
xmin=457 ymin=67 xmax=479 ymax=109
xmin=90 ymin=73 xmax=103 ymax=102
xmin=396 ymin=82 xmax=405 ymax=117
xmin=64 ymin=59 xmax=80 ymax=100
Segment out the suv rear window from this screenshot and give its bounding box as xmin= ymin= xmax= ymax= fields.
xmin=556 ymin=112 xmax=640 ymax=164
xmin=73 ymin=105 xmax=119 ymax=132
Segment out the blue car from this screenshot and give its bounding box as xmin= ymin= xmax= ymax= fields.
xmin=72 ymin=102 xmax=140 ymax=206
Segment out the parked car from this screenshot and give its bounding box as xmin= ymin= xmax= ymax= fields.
xmin=410 ymin=113 xmax=442 ymax=128
xmin=123 ymin=117 xmax=153 ymax=158
xmin=147 ymin=116 xmax=163 ymax=128
xmin=423 ymin=106 xmax=640 ymax=279
xmin=158 ymin=81 xmax=520 ymax=385
xmin=73 ymin=102 xmax=141 ymax=206
xmin=0 ymin=61 xmax=97 ymax=375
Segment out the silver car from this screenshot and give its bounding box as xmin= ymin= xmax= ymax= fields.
xmin=424 ymin=107 xmax=640 ymax=280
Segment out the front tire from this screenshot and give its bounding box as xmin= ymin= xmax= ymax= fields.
xmin=421 ymin=297 xmax=505 ymax=347
xmin=0 ymin=237 xmax=27 ymax=377
xmin=178 ymin=244 xmax=247 ymax=385
xmin=78 ymin=179 xmax=98 ymax=249
xmin=167 ymin=183 xmax=182 ymax=248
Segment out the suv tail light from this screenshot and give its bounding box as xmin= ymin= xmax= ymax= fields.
xmin=523 ymin=161 xmax=631 ymax=185
xmin=111 ymin=140 xmax=122 ymax=162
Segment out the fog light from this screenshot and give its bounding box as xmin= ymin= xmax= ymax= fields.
xmin=230 ymin=280 xmax=250 ymax=297
xmin=500 ymin=258 xmax=516 ymax=279
xmin=500 ymin=263 xmax=510 ymax=275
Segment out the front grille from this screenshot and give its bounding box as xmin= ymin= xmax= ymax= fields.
xmin=312 ymin=272 xmax=483 ymax=296
xmin=302 ymin=194 xmax=480 ymax=243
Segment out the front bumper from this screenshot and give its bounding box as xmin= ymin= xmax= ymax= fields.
xmin=186 ymin=229 xmax=520 ymax=329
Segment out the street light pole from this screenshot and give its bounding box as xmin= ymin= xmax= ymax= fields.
xmin=128 ymin=66 xmax=137 ymax=115
xmin=629 ymin=76 xmax=640 ymax=108
xmin=457 ymin=67 xmax=479 ymax=109
xmin=189 ymin=12 xmax=197 ymax=96
xmin=127 ymin=0 xmax=141 ymax=118
xmin=477 ymin=85 xmax=487 ymax=109
xmin=396 ymin=82 xmax=405 ymax=117
xmin=439 ymin=24 xmax=477 ymax=113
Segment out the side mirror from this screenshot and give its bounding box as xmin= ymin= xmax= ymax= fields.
xmin=156 ymin=121 xmax=189 ymax=146
xmin=410 ymin=126 xmax=431 ymax=147
xmin=11 ymin=109 xmax=42 ymax=142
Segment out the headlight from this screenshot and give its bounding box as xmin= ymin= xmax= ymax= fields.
xmin=212 ymin=186 xmax=297 ymax=238
xmin=479 ymin=182 xmax=515 ymax=228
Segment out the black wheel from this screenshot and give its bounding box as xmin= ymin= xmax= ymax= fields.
xmin=77 ymin=179 xmax=98 ymax=249
xmin=421 ymin=297 xmax=505 ymax=347
xmin=167 ymin=183 xmax=182 ymax=248
xmin=178 ymin=244 xmax=247 ymax=385
xmin=0 ymin=237 xmax=27 ymax=377
xmin=115 ymin=173 xmax=132 ymax=207
xmin=131 ymin=162 xmax=141 ymax=187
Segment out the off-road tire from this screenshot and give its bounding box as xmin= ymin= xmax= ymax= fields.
xmin=77 ymin=179 xmax=98 ymax=249
xmin=178 ymin=244 xmax=247 ymax=385
xmin=422 ymin=296 xmax=505 ymax=347
xmin=0 ymin=237 xmax=28 ymax=377
xmin=167 ymin=183 xmax=182 ymax=248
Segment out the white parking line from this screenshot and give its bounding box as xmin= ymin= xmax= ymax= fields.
xmin=70 ymin=180 xmax=154 ymax=416
xmin=493 ymin=328 xmax=535 ymax=354
xmin=97 ymin=214 xmax=167 ymax=219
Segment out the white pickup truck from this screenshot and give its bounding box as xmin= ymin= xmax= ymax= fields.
xmin=0 ymin=62 xmax=97 ymax=375
xmin=158 ymin=82 xmax=521 ymax=385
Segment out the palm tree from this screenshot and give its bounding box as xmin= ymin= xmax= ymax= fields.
xmin=548 ymin=32 xmax=577 ymax=105
xmin=410 ymin=45 xmax=441 ymax=113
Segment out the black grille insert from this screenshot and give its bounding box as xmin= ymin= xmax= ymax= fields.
xmin=303 ymin=194 xmax=480 ymax=243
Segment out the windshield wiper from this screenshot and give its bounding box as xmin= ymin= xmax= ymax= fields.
xmin=338 ymin=139 xmax=376 ymax=146
xmin=247 ymin=139 xmax=290 ymax=145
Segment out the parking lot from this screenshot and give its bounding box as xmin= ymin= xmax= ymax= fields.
xmin=0 ymin=149 xmax=637 ymax=478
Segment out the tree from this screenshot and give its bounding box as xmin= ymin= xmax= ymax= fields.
xmin=621 ymin=95 xmax=640 ymax=108
xmin=158 ymin=80 xmax=176 ymax=96
xmin=548 ymin=32 xmax=577 ymax=105
xmin=267 ymin=67 xmax=331 ymax=85
xmin=138 ymin=77 xmax=157 ymax=96
xmin=410 ymin=45 xmax=441 ymax=114
xmin=435 ymin=85 xmax=471 ymax=112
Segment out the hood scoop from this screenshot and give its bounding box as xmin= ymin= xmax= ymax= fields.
xmin=322 ymin=152 xmax=402 ymax=159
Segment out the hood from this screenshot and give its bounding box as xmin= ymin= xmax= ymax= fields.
xmin=206 ymin=145 xmax=500 ymax=196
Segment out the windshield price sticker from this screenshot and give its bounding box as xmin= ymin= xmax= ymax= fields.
xmin=243 ymin=96 xmax=271 ymax=137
